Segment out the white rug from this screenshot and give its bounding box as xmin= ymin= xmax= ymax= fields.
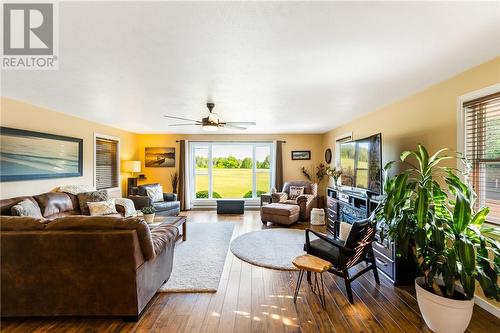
xmin=159 ymin=222 xmax=235 ymax=293
xmin=230 ymin=229 xmax=316 ymax=270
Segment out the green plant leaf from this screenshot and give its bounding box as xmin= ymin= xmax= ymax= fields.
xmin=447 ymin=251 xmax=457 ymax=272
xmin=384 ymin=160 xmax=396 ymax=171
xmin=458 ymin=236 xmax=475 ymax=274
xmin=476 ymin=265 xmax=499 ymax=301
xmin=461 ymin=270 xmax=476 ymax=300
xmin=400 ymin=151 xmax=413 ymax=162
xmin=470 ymin=207 xmax=490 ymax=226
xmin=445 ymin=171 xmax=468 ymax=195
xmin=415 ymin=187 xmax=429 ymax=228
xmin=415 ymin=227 xmax=427 ymax=252
xmin=453 ymin=192 xmax=471 ymax=234
xmin=418 ymin=145 xmax=429 ymax=174
xmin=431 ymin=226 xmax=445 ymax=253
xmin=428 ymin=148 xmax=448 ymax=164
xmin=394 ymin=173 xmax=409 ymax=201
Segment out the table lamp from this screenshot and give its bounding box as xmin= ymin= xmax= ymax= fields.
xmin=124 ymin=160 xmax=141 ymax=196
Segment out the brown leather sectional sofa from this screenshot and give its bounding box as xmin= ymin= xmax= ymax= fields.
xmin=0 ymin=192 xmax=178 ymax=320
xmin=0 ymin=191 xmax=124 ymax=218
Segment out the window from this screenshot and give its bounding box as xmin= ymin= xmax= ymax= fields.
xmin=190 ymin=142 xmax=274 ymax=200
xmin=335 ymin=132 xmax=352 ymax=168
xmin=463 ymin=92 xmax=500 ymax=224
xmin=95 ymin=135 xmax=120 ymax=190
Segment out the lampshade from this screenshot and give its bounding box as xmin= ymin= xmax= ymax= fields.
xmin=123 ymin=160 xmax=141 ymax=173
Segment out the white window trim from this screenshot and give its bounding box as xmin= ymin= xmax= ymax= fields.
xmin=335 ymin=132 xmax=353 ymax=168
xmin=93 ymin=133 xmax=121 ymax=193
xmin=189 ymin=141 xmax=275 ymax=207
xmin=457 ymin=84 xmax=500 ymax=318
xmin=456 ymin=83 xmax=500 ymax=172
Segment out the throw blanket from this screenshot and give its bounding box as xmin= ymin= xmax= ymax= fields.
xmin=114 ymin=198 xmax=137 ymax=218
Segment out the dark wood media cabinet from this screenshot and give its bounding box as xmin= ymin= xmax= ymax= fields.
xmin=326 ymin=186 xmax=418 ymax=285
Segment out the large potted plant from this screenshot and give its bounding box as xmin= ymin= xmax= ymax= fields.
xmin=374 ymin=145 xmax=499 ymax=333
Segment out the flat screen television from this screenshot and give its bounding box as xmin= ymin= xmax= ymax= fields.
xmin=340 ymin=133 xmax=382 ymax=194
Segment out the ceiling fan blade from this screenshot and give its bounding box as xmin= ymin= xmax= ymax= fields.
xmin=222 ymin=124 xmax=247 ymax=130
xmin=163 ymin=115 xmax=201 ymax=123
xmin=168 ymin=123 xmax=201 ymax=126
xmin=223 ymin=121 xmax=256 ymax=126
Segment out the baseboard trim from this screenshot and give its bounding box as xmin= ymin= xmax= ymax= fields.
xmin=190 ymin=206 xmax=260 ymax=211
xmin=475 ymin=295 xmax=500 ymax=318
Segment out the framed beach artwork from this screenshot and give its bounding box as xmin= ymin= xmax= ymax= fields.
xmin=0 ymin=127 xmax=83 ymax=182
xmin=145 ymin=147 xmax=175 ymax=167
xmin=291 ymin=150 xmax=311 ymax=160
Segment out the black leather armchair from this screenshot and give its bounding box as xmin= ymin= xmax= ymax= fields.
xmin=305 ymin=218 xmax=379 ymax=303
xmin=128 ymin=183 xmax=180 ymax=217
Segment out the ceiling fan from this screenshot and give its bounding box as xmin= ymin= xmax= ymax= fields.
xmin=163 ymin=103 xmax=256 ymax=131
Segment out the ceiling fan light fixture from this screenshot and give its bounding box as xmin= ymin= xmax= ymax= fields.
xmin=202 ymin=123 xmax=218 ymax=131
xmin=163 ymin=102 xmax=255 ymax=132
xmin=208 ymin=112 xmax=218 ymax=123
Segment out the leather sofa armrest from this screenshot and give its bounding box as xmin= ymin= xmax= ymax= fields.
xmin=163 ymin=193 xmax=178 ymax=202
xmin=150 ymin=224 xmax=179 ymax=257
xmin=271 ymin=192 xmax=288 ymax=203
xmin=128 ymin=195 xmax=152 ymax=210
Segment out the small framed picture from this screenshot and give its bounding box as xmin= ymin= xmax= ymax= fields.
xmin=291 ymin=150 xmax=311 ymax=160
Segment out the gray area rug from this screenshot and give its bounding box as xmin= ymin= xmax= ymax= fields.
xmin=230 ymin=229 xmax=316 ymax=270
xmin=159 ymin=222 xmax=235 ymax=293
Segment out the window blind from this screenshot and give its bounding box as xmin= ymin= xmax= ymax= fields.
xmin=464 ymin=92 xmax=500 ymax=224
xmin=95 ymin=137 xmax=119 ymax=190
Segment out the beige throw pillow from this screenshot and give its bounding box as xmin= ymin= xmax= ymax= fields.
xmin=146 ymin=185 xmax=164 ymax=203
xmin=11 ymin=199 xmax=43 ymax=218
xmin=87 ymin=199 xmax=118 ymax=216
xmin=289 ymin=186 xmax=305 ymax=200
xmin=77 ymin=190 xmax=109 ymax=215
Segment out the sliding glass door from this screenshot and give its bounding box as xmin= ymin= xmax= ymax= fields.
xmin=190 ymin=142 xmax=274 ymax=200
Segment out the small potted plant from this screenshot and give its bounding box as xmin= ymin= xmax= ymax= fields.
xmin=374 ymin=145 xmax=499 ymax=333
xmin=141 ymin=206 xmax=156 ymax=224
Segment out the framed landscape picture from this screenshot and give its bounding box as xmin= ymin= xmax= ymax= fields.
xmin=291 ymin=150 xmax=311 ymax=160
xmin=145 ymin=147 xmax=175 ymax=167
xmin=0 ymin=127 xmax=83 ymax=182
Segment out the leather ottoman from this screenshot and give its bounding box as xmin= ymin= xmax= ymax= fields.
xmin=261 ymin=203 xmax=300 ymax=226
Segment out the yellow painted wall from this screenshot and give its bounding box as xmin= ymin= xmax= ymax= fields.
xmin=0 ymin=97 xmax=140 ymax=198
xmin=136 ymin=133 xmax=325 ymax=193
xmin=322 ymin=57 xmax=500 ymax=181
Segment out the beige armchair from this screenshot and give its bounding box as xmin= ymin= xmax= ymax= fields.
xmin=271 ymin=181 xmax=319 ymax=220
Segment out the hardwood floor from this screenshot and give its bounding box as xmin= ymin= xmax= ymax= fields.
xmin=1 ymin=210 xmax=499 ymax=333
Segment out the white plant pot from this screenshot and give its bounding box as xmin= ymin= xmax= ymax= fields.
xmin=143 ymin=213 xmax=155 ymax=224
xmin=415 ymin=277 xmax=474 ymax=333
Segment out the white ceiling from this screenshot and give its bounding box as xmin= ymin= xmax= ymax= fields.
xmin=2 ymin=1 xmax=499 ymax=134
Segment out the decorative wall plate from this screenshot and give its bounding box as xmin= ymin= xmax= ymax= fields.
xmin=325 ymin=148 xmax=332 ymax=164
